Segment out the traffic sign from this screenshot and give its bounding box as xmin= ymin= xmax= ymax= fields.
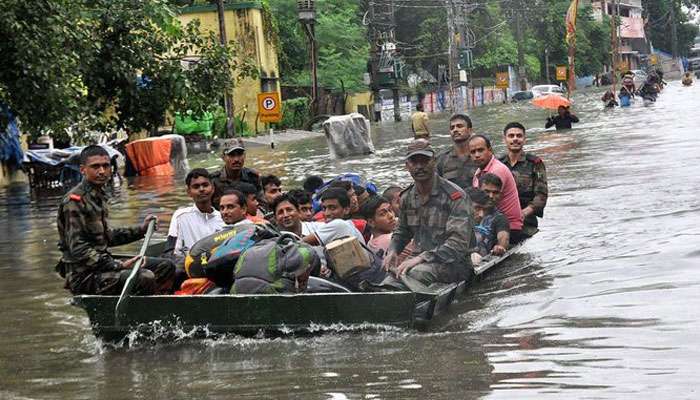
xmin=496 ymin=72 xmax=509 ymax=88
xmin=556 ymin=65 xmax=567 ymax=81
xmin=257 ymin=92 xmax=282 ymax=123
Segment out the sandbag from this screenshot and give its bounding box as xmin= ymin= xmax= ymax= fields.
xmin=231 ymin=234 xmax=320 ymax=294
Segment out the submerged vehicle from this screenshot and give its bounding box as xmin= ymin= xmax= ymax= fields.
xmin=72 ymin=240 xmax=531 ymax=344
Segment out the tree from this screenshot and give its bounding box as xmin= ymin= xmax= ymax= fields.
xmin=0 ymin=0 xmax=257 ymax=143
xmin=643 ymin=0 xmax=699 ymax=56
xmin=270 ymin=0 xmax=369 ymax=92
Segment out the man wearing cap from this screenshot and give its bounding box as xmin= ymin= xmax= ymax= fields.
xmin=436 ymin=113 xmax=479 ymax=194
xmin=211 ymin=139 xmax=261 ymax=209
xmin=382 ymin=139 xmax=475 ymax=291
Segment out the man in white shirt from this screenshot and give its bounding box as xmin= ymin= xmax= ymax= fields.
xmin=167 ymin=169 xmax=224 ymax=260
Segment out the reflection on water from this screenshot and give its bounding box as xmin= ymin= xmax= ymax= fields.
xmin=1 ymin=83 xmax=700 ymax=399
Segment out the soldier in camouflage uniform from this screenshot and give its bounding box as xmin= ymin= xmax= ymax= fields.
xmin=498 ymin=122 xmax=548 ymax=236
xmin=436 ymin=113 xmax=479 ymax=194
xmin=56 ymin=146 xmax=175 ymax=295
xmin=382 ymin=139 xmax=475 ymax=291
xmin=211 ymin=140 xmax=261 ymax=208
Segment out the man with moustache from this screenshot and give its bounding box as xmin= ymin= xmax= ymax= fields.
xmin=382 ymin=139 xmax=474 ymax=290
xmin=436 ymin=113 xmax=478 ymax=194
xmin=211 ymin=139 xmax=261 ymax=208
xmin=56 ymin=145 xmax=175 ymax=295
xmin=469 ymin=135 xmax=524 ymax=244
xmin=498 ymin=122 xmax=548 ymax=235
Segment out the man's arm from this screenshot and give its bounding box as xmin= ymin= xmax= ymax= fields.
xmin=387 ymin=197 xmax=412 ymax=256
xmin=420 ymin=194 xmax=473 ymax=265
xmin=492 ymin=213 xmax=510 ymax=255
xmin=545 ymin=117 xmax=555 ymax=129
xmin=422 ymin=114 xmax=431 ymax=135
xmin=529 ymin=161 xmax=548 ymax=217
xmin=107 ymin=225 xmax=144 ymax=247
xmin=63 ymin=201 xmax=118 ymax=271
xmin=569 ymin=113 xmax=579 ymax=123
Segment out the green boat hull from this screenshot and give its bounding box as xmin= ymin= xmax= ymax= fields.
xmin=75 ymin=238 xmax=531 ymax=343
xmin=73 ymin=291 xmax=419 ymax=343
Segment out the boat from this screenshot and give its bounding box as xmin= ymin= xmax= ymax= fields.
xmin=72 ymin=239 xmax=530 ymax=344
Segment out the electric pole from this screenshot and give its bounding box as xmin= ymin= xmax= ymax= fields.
xmin=670 ymin=1 xmax=679 ymax=59
xmin=445 ymin=0 xmax=456 ymax=112
xmin=215 ymin=0 xmax=236 ymax=137
xmin=297 ymin=1 xmax=319 ymax=117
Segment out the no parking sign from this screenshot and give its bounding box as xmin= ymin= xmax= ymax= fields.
xmin=257 ymin=92 xmax=282 ymax=123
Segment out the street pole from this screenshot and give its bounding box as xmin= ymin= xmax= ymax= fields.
xmin=515 ymin=6 xmax=527 ymax=90
xmin=215 ymin=0 xmax=236 ymax=138
xmin=670 ymin=1 xmax=679 ymax=59
xmin=446 ymin=0 xmax=456 ymax=112
xmin=545 ymin=47 xmax=550 ymax=83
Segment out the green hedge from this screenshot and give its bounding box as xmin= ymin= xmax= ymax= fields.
xmin=275 ymin=97 xmax=310 ymax=130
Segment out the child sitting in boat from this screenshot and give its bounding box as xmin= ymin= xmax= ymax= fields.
xmin=469 ymin=190 xmax=510 ymax=265
xmin=361 ymin=196 xmax=396 ymax=256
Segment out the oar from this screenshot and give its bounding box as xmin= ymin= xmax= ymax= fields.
xmin=114 ymin=219 xmax=156 ymax=326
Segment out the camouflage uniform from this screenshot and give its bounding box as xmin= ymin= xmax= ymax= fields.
xmin=56 ymin=180 xmax=175 ymax=295
xmin=498 ymin=152 xmax=548 ymax=232
xmin=435 ymin=146 xmax=479 ymax=195
xmin=210 ymin=167 xmax=261 ymax=208
xmin=387 ymin=175 xmax=475 ymax=288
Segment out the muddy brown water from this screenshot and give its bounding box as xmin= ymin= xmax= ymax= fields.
xmin=1 ymin=83 xmax=699 ymax=399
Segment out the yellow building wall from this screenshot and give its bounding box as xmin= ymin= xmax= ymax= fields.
xmin=178 ymin=3 xmax=280 ymax=133
xmin=345 ymin=91 xmax=374 ymax=115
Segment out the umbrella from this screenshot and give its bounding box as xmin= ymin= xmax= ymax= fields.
xmin=532 ymin=94 xmax=571 ymax=110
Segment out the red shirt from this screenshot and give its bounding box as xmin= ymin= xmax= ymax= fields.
xmin=473 ymin=156 xmax=523 ymax=230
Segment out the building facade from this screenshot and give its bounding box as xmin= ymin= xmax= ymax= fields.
xmin=177 ymin=2 xmax=281 ymax=132
xmin=591 ymin=0 xmax=649 ymax=71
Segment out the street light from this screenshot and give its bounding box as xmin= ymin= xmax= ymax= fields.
xmin=297 ymin=0 xmax=319 ymax=116
xmin=297 ymin=0 xmax=315 ymax=22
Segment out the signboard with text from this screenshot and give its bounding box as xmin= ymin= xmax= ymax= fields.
xmin=556 ymin=65 xmax=568 ymax=81
xmin=495 ymin=72 xmax=509 ymax=89
xmin=257 ymin=92 xmax=282 ymax=123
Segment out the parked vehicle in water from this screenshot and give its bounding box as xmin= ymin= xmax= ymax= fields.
xmin=511 ymin=90 xmax=534 ymax=102
xmin=531 ymin=84 xmax=565 ymax=97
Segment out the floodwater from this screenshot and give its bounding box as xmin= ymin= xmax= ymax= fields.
xmin=1 ymin=82 xmax=699 ymax=399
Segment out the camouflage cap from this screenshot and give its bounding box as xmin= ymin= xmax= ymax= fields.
xmin=224 ymin=139 xmax=245 ymax=155
xmin=405 ymin=138 xmax=434 ymax=160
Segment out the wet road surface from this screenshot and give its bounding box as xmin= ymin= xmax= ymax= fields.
xmin=1 ymin=82 xmax=699 ymax=399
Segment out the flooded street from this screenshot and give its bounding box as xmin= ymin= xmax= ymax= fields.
xmin=1 ymin=82 xmax=699 ymax=399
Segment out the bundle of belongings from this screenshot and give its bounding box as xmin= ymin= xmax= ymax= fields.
xmin=323 ymin=113 xmax=375 ymax=159
xmin=124 ymin=134 xmax=189 ymax=176
xmin=176 ymin=224 xmax=387 ymax=295
xmin=23 ymin=144 xmax=122 ymax=189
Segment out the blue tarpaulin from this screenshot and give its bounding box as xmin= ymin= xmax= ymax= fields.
xmin=0 ymin=104 xmax=24 ymax=170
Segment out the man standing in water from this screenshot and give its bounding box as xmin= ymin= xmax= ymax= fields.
xmin=211 ymin=139 xmax=261 ymax=208
xmin=436 ymin=114 xmax=478 ymax=194
xmin=56 ymin=146 xmax=175 ymax=295
xmin=382 ymin=139 xmax=474 ymax=290
xmin=498 ymin=122 xmax=548 ymax=236
xmin=410 ymin=102 xmax=431 ymax=139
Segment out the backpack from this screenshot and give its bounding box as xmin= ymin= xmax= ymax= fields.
xmin=231 ymin=234 xmax=320 ymax=294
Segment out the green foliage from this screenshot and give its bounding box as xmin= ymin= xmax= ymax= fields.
xmin=0 ymin=0 xmax=258 ymax=144
xmin=643 ymin=0 xmax=699 ymax=56
xmin=276 ymin=97 xmax=310 ymax=130
xmin=270 ymin=0 xmax=369 ymax=92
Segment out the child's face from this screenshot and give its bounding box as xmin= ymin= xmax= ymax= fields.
xmin=472 ymin=203 xmax=487 ymax=224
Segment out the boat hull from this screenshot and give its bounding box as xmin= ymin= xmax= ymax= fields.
xmin=73 ymin=291 xmax=417 ymax=342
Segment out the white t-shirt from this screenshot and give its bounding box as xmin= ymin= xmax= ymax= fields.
xmin=302 ymin=219 xmax=365 ymax=246
xmin=168 ymin=205 xmax=225 ymax=256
